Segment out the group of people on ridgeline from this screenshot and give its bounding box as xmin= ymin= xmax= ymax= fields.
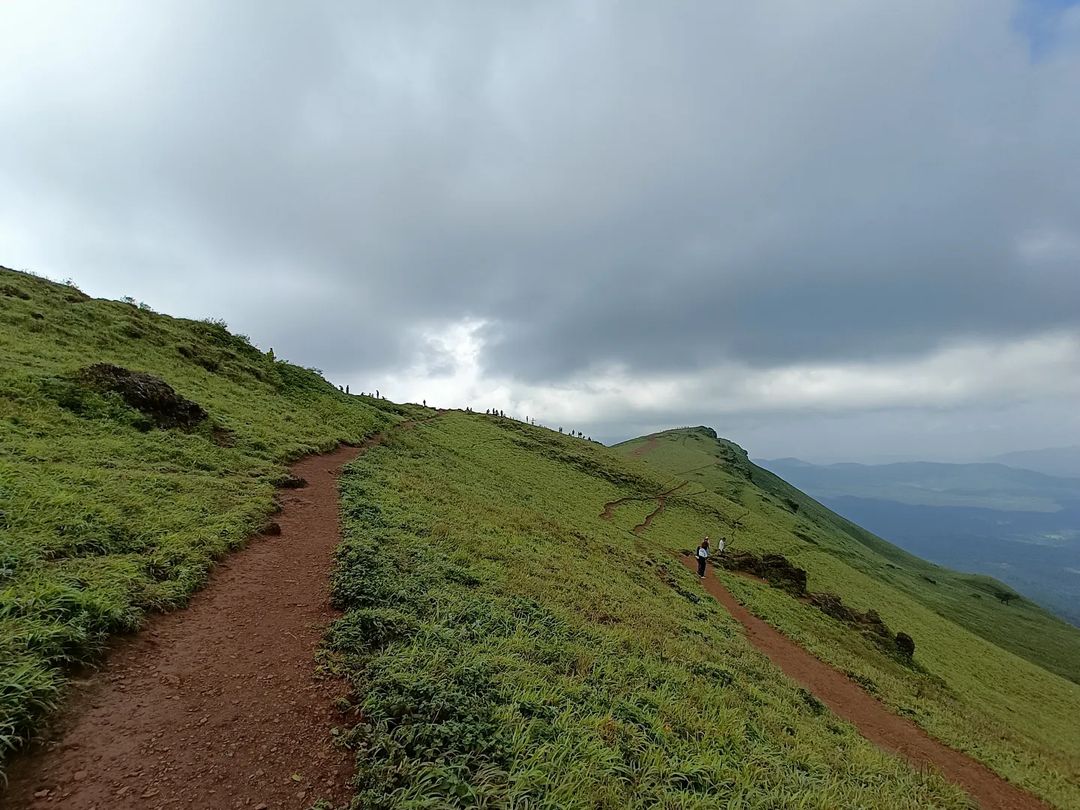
xmin=696 ymin=534 xmax=726 ymax=578
xmin=337 ymin=385 xmax=384 ymax=399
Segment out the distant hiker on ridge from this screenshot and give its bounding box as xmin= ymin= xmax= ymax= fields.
xmin=696 ymin=537 xmax=710 ymax=578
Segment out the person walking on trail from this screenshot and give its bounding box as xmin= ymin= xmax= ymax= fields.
xmin=716 ymin=536 xmax=725 ymax=556
xmin=696 ymin=536 xmax=710 ymax=578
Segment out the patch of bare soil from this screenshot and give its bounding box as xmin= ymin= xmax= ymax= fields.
xmin=3 ymin=446 xmax=363 ymax=809
xmin=681 ymin=556 xmax=1049 ymax=810
xmin=628 ymin=435 xmax=659 ymax=458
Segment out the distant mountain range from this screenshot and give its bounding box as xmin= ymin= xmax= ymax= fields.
xmin=989 ymin=445 xmax=1080 ymax=479
xmin=756 ymin=456 xmax=1080 ymax=626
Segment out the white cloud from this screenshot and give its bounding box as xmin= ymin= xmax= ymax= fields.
xmin=2 ymin=1 xmax=1079 ymax=459
xmin=344 ymin=322 xmax=1080 ymax=445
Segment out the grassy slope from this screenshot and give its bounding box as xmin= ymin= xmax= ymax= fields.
xmin=613 ymin=428 xmax=1080 ymax=808
xmin=4 ymin=264 xmax=1076 ymax=806
xmin=0 ymin=267 xmax=402 ymax=762
xmin=329 ymin=412 xmax=969 ymax=809
xmin=620 ymin=430 xmax=1080 ymax=682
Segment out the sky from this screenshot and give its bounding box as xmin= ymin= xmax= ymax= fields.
xmin=2 ymin=1 xmax=1079 ymax=463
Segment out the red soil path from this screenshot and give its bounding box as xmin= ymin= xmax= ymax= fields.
xmin=631 ymin=482 xmax=687 ymax=534
xmin=680 ymin=555 xmax=1048 ymax=810
xmin=3 ymin=445 xmax=364 ymax=809
xmin=600 ymin=482 xmax=686 ymax=528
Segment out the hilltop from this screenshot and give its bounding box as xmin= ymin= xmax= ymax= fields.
xmin=2 ymin=268 xmax=1079 ymax=808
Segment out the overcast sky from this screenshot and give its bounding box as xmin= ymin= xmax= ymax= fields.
xmin=2 ymin=1 xmax=1079 ymax=462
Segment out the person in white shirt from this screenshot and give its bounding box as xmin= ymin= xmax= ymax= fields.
xmin=696 ymin=536 xmax=710 ymax=578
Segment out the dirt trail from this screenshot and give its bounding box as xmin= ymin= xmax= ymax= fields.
xmin=3 ymin=444 xmax=367 ymax=809
xmin=600 ymin=482 xmax=686 ymax=532
xmin=680 ymin=556 xmax=1048 ymax=810
xmin=599 ymin=495 xmax=643 ymax=520
xmin=631 ymin=482 xmax=687 ymax=534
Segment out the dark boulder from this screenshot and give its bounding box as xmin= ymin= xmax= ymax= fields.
xmin=78 ymin=364 xmax=207 ymax=430
xmin=721 ymin=551 xmax=808 ymax=596
xmin=895 ymin=632 xmax=916 ymax=660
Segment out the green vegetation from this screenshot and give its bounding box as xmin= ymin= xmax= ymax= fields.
xmin=618 ymin=430 xmax=1080 ymax=684
xmin=614 ymin=427 xmax=1080 ymax=808
xmin=328 ymin=413 xmax=971 ymax=808
xmin=4 ymin=265 xmax=1078 ymax=807
xmin=0 ymin=267 xmax=399 ymax=762
xmin=326 ymin=414 xmax=972 ymax=807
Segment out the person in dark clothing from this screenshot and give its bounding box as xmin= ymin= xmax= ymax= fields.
xmin=696 ymin=536 xmax=710 ymax=578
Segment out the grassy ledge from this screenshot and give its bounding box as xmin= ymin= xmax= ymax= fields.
xmin=0 ymin=267 xmax=398 ymax=764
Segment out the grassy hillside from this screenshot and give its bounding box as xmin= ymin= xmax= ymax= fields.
xmin=710 ymin=439 xmax=1080 ymax=682
xmin=613 ymin=427 xmax=1080 ymax=807
xmin=0 ymin=267 xmax=403 ymax=762
xmin=328 ymin=413 xmax=970 ymax=808
xmin=4 ymin=264 xmax=1078 ymax=807
xmin=756 ymin=456 xmax=1080 ymax=627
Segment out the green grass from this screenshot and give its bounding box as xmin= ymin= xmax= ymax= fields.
xmin=614 ymin=429 xmax=1080 ymax=682
xmin=327 ymin=413 xmax=976 ymax=808
xmin=613 ymin=427 xmax=1080 ymax=808
xmin=5 ymin=264 xmax=1078 ymax=807
xmin=0 ymin=267 xmax=404 ymax=764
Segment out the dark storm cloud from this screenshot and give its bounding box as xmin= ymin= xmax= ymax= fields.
xmin=2 ymin=1 xmax=1079 ymax=457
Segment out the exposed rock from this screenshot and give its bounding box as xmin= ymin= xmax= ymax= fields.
xmin=895 ymin=632 xmax=916 ymax=660
xmin=720 ymin=550 xmax=808 ymax=596
xmin=722 ymin=549 xmax=918 ymax=665
xmin=809 ymin=591 xmax=916 ymax=663
xmin=1 ymin=283 xmax=30 ymax=299
xmin=78 ymin=364 xmax=207 ymax=430
xmin=810 ymin=593 xmax=891 ymax=643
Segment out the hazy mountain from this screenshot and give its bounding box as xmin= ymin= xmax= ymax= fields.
xmin=990 ymin=446 xmax=1080 ymax=479
xmin=756 ymin=457 xmax=1080 ymax=626
xmin=755 ymin=459 xmax=1080 ymax=512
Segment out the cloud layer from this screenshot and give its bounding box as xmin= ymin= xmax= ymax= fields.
xmin=2 ymin=1 xmax=1078 ymax=459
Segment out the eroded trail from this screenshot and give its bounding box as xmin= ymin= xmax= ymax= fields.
xmin=631 ymin=482 xmax=686 ymax=534
xmin=4 ymin=445 xmax=364 ymax=809
xmin=600 ymin=482 xmax=686 ymax=531
xmin=680 ymin=556 xmax=1048 ymax=810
